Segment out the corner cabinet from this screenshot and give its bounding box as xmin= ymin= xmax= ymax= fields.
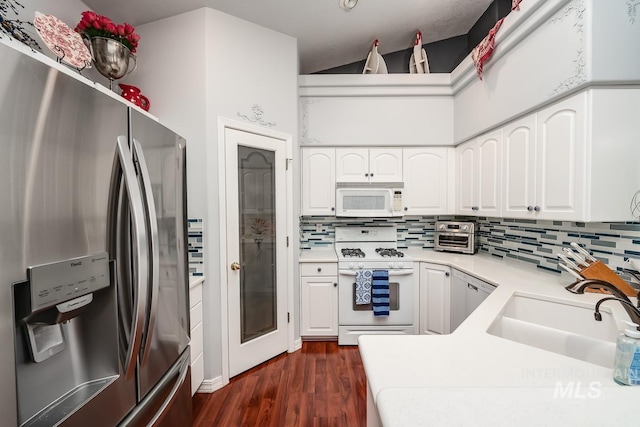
xmin=300 ymin=262 xmax=338 ymax=337
xmin=336 ymin=148 xmax=403 ymax=182
xmin=419 ymin=263 xmax=451 ymax=335
xmin=456 ymin=129 xmax=502 ymax=217
xmin=301 ymin=148 xmax=336 ymax=215
xmin=403 ymin=148 xmax=453 ymax=215
xmin=502 ymin=95 xmax=586 ymax=220
xmin=189 ymin=280 xmax=204 ymax=395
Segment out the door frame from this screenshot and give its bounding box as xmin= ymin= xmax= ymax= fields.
xmin=217 ymin=117 xmax=294 ymax=385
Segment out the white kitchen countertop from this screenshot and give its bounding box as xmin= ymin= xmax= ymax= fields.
xmin=357 ymin=249 xmax=640 ymax=426
xmin=299 ymin=247 xmax=338 ymax=263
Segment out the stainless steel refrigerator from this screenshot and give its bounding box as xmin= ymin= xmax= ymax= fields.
xmin=1 ymin=39 xmax=192 ymax=426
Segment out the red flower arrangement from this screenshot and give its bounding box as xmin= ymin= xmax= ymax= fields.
xmin=74 ymin=11 xmax=140 ymax=53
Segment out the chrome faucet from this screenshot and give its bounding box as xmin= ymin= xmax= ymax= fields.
xmin=566 ymin=279 xmax=640 ymax=325
xmin=565 ymin=279 xmax=636 ymax=303
xmin=594 ymin=296 xmax=640 ymax=327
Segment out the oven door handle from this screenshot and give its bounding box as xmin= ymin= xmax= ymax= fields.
xmin=338 ymin=269 xmax=414 ymax=277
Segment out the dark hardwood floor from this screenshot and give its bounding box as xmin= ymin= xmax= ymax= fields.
xmin=192 ymin=341 xmax=367 ymax=427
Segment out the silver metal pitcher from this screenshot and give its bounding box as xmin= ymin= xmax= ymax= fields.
xmin=88 ymin=36 xmax=137 ymax=90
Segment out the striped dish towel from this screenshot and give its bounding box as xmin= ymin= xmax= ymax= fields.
xmin=372 ymin=270 xmax=390 ymax=317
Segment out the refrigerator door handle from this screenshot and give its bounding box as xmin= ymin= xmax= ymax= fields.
xmin=112 ymin=136 xmax=150 ymax=380
xmin=132 ymin=139 xmax=160 ymax=367
xmin=147 ymin=352 xmax=190 ymax=426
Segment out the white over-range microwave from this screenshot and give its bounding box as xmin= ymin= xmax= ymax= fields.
xmin=335 ymin=182 xmax=404 ymax=217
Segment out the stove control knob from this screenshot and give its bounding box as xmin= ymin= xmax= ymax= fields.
xmin=388 ymin=262 xmax=394 ymax=268
xmin=348 ymin=262 xmax=354 ymax=269
xmin=395 ymin=262 xmax=402 ymax=269
xmin=357 ymin=262 xmax=364 ymax=269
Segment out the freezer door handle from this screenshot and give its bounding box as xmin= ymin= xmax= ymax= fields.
xmin=111 ymin=136 xmax=150 ymax=380
xmin=132 ymin=139 xmax=160 ymax=367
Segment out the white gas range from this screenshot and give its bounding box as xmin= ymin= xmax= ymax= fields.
xmin=334 ymin=226 xmax=417 ymax=345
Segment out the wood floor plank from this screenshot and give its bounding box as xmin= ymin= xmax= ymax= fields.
xmin=192 ymin=341 xmax=366 ymax=427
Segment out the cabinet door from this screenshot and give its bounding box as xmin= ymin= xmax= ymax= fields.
xmin=300 ymin=276 xmax=338 ymax=336
xmin=503 ymin=115 xmax=537 ymax=218
xmin=302 ymin=148 xmax=336 ymax=215
xmin=419 ymin=263 xmax=451 ymax=335
xmin=476 ymin=129 xmax=502 ymax=216
xmin=369 ymin=148 xmax=403 ymax=182
xmin=535 ymin=94 xmax=586 ymax=220
xmin=336 ymin=148 xmax=369 ymax=182
xmin=403 ymin=148 xmax=449 ymax=215
xmin=456 ymin=143 xmax=476 ymax=215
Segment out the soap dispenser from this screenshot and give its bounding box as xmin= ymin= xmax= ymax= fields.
xmin=613 ymin=321 xmax=640 ymax=385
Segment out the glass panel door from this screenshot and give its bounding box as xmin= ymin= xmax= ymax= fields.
xmin=238 ymin=146 xmax=276 ymax=343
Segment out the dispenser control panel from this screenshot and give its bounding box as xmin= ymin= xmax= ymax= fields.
xmin=28 ymin=252 xmax=110 ymax=311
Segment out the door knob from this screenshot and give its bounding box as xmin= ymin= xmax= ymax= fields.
xmin=230 ymin=262 xmax=241 ymax=271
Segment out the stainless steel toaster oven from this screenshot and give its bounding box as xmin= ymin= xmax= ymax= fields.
xmin=434 ymin=221 xmax=478 ymax=254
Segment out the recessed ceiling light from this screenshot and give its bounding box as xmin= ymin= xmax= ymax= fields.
xmin=339 ymin=0 xmax=358 ymax=11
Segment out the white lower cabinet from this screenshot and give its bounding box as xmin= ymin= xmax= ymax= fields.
xmin=419 ymin=263 xmax=451 ymax=335
xmin=300 ymin=262 xmax=338 ymax=337
xmin=189 ymin=281 xmax=204 ymax=395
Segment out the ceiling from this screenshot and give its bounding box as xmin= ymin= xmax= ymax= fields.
xmin=82 ymin=0 xmax=494 ymax=74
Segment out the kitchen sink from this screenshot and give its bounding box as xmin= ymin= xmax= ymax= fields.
xmin=487 ymin=294 xmax=620 ymax=368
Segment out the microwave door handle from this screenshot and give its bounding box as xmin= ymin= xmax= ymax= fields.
xmin=110 ymin=136 xmax=149 ymax=380
xmin=132 ymin=139 xmax=160 ymax=368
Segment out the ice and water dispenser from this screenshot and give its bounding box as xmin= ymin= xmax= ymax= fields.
xmin=12 ymin=253 xmax=122 ymax=427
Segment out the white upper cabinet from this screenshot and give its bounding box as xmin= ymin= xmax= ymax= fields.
xmin=456 ymin=129 xmax=502 ymax=217
xmin=535 ymin=94 xmax=585 ymax=220
xmin=403 ymin=148 xmax=452 ymax=215
xmin=501 ymin=94 xmax=585 ymax=220
xmin=503 ymin=115 xmax=537 ymax=218
xmin=336 ymin=148 xmax=402 ymax=182
xmin=301 ymin=148 xmax=336 ymax=215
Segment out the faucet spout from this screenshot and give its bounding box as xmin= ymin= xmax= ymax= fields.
xmin=565 ymin=279 xmax=636 ymax=304
xmin=594 ymin=296 xmax=640 ymax=327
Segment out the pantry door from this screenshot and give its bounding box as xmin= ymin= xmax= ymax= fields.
xmin=225 ymin=127 xmax=288 ymax=377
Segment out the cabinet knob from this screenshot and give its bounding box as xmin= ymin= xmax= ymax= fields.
xmin=527 ymin=206 xmax=533 ymax=212
xmin=534 ymin=206 xmax=540 ymax=212
xmin=230 ymin=262 xmax=241 ymax=271
xmin=445 ymin=272 xmax=450 ymax=277
xmin=370 ymin=173 xmax=374 ymax=177
xmin=317 ymin=267 xmax=322 ymax=272
xmin=331 ymin=207 xmax=335 ymax=211
xmin=472 ymin=206 xmax=479 ymax=211
xmin=404 ymin=207 xmax=408 ymax=211
xmin=334 ymin=282 xmax=338 ymax=287
xmin=365 ymin=173 xmax=369 ymax=177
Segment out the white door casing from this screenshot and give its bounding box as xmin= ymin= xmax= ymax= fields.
xmin=218 ymin=118 xmax=294 ymax=382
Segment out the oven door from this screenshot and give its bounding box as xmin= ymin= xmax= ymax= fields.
xmin=435 ymin=232 xmax=472 ymax=253
xmin=338 ymin=269 xmax=414 ymax=325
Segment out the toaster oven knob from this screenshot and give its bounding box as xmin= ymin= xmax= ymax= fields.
xmin=438 ymin=224 xmax=446 ymax=230
xmin=462 ymin=225 xmax=469 ymax=232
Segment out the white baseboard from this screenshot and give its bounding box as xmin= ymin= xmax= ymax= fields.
xmin=196 ymin=376 xmax=225 ymax=394
xmin=293 ymin=338 xmax=302 ymax=351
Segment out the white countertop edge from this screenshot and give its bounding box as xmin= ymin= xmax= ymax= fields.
xmin=189 ymin=275 xmax=205 ymax=289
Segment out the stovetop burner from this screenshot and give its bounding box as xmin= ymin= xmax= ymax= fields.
xmin=341 ymin=248 xmax=366 ymax=258
xmin=375 ymin=248 xmax=405 ymax=258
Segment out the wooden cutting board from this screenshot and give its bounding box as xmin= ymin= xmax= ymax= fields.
xmin=580 ymin=260 xmax=637 ymax=297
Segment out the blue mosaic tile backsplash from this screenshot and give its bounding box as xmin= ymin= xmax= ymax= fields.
xmin=300 ymin=216 xmax=640 ymax=283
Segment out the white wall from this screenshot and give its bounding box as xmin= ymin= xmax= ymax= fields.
xmin=129 ymin=7 xmax=298 ymax=386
